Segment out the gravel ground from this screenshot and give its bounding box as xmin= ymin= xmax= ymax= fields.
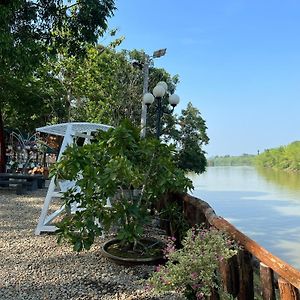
xmin=0 ymin=187 xmax=183 ymax=300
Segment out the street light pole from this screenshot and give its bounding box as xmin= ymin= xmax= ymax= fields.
xmin=140 ymin=55 xmax=150 ymax=138
xmin=156 ymin=96 xmax=162 ymax=139
xmin=143 ymin=81 xmax=180 ymax=139
xmin=140 ymin=48 xmax=167 ymax=138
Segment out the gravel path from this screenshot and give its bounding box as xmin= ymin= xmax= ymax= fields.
xmin=0 ymin=187 xmax=183 ymax=300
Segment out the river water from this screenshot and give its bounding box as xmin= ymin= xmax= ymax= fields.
xmin=189 ymin=166 xmax=300 ymax=270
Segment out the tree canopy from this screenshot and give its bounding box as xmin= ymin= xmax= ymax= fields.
xmin=0 ymin=0 xmax=116 ymax=171
xmin=1 ymin=1 xmax=209 ymax=174
xmin=255 ymin=141 xmax=300 ymax=172
xmin=175 ymin=102 xmax=209 ymax=174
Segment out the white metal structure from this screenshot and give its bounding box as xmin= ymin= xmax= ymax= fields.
xmin=35 ymin=122 xmax=112 ymax=235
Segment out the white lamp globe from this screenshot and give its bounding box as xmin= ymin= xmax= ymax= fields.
xmin=153 ymin=85 xmax=166 ymax=98
xmin=169 ymin=94 xmax=180 ymax=107
xmin=143 ymin=93 xmax=155 ymax=105
xmin=156 ymin=81 xmax=168 ymax=92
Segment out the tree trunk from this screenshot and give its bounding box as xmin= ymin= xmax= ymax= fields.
xmin=0 ymin=107 xmax=6 ymax=173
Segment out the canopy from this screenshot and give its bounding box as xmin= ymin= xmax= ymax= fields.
xmin=36 ymin=122 xmax=113 ymax=136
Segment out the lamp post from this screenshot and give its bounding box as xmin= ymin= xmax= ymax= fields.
xmin=140 ymin=48 xmax=167 ymax=138
xmin=143 ymin=81 xmax=180 ymax=139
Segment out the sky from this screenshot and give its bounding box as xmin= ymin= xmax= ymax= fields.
xmin=107 ymin=0 xmax=300 ymax=157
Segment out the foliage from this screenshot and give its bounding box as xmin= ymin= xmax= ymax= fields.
xmin=148 ymin=226 xmax=238 ymax=299
xmin=43 ymin=47 xmax=209 ymax=175
xmin=0 ymin=0 xmax=209 ymax=175
xmin=174 ymin=103 xmax=209 ymax=174
xmin=51 ymin=120 xmax=193 ymax=251
xmin=255 ymin=141 xmax=300 ymax=172
xmin=208 ymin=154 xmax=256 ymax=167
xmin=49 ymin=46 xmax=179 ymax=130
xmin=47 ymin=45 xmax=143 ymax=125
xmin=0 ymin=0 xmax=116 ymax=171
xmin=0 ymin=0 xmax=116 ymax=63
xmin=2 ymin=71 xmax=67 ymax=131
xmin=0 ymin=0 xmax=116 ymax=101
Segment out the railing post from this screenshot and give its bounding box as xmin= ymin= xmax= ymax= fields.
xmin=278 ymin=277 xmax=300 ymax=300
xmin=219 ymin=255 xmax=240 ymax=297
xmin=260 ymin=262 xmax=276 ymax=300
xmin=181 ymin=195 xmax=300 ymax=298
xmin=209 ymin=287 xmax=220 ymax=300
xmin=237 ymin=250 xmax=254 ymax=300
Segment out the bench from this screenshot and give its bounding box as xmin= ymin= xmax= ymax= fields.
xmin=0 ymin=179 xmax=35 ymax=195
xmin=0 ymin=173 xmax=46 ymax=194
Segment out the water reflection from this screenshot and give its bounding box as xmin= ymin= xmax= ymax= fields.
xmin=257 ymin=167 xmax=300 ymax=193
xmin=190 ymin=166 xmax=300 ymax=270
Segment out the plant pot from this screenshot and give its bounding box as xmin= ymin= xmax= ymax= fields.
xmin=101 ymin=238 xmax=165 ymax=266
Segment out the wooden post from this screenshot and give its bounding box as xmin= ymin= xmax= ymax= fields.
xmin=278 ymin=277 xmax=300 ymax=300
xmin=209 ymin=287 xmax=220 ymax=300
xmin=219 ymin=255 xmax=240 ymax=297
xmin=260 ymin=262 xmax=276 ymax=300
xmin=237 ymin=250 xmax=254 ymax=300
xmin=209 ymin=215 xmax=300 ymax=289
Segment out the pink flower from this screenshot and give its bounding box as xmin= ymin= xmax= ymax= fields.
xmin=190 ymin=272 xmax=198 ymax=280
xmin=196 ymin=291 xmax=205 ymax=299
xmin=144 ymin=284 xmax=153 ymax=291
xmin=163 ymin=241 xmax=176 ymax=257
xmin=191 ymin=283 xmax=201 ymax=290
xmin=156 ymin=265 xmax=162 ymax=272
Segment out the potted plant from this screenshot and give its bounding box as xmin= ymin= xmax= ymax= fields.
xmin=51 ymin=120 xmax=193 ymax=263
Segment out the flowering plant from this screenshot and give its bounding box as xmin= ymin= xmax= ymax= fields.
xmin=147 ymin=226 xmax=238 ymax=299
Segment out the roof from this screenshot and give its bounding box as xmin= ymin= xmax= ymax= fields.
xmin=36 ymin=122 xmax=113 ymax=137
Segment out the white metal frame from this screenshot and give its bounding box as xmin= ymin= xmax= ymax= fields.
xmin=35 ymin=122 xmax=112 ymax=235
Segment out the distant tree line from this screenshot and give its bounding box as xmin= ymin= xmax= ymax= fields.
xmin=208 ymin=154 xmax=256 ymax=166
xmin=255 ymin=141 xmax=300 ymax=172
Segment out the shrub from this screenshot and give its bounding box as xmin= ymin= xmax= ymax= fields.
xmin=148 ymin=225 xmax=238 ymax=299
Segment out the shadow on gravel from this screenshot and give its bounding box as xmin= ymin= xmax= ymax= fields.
xmin=0 ymin=247 xmax=158 ymax=299
xmin=0 ymin=279 xmax=118 ymax=300
xmin=0 ymin=279 xmax=162 ymax=300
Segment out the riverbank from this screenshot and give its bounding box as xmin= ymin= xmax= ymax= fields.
xmin=0 ymin=188 xmax=182 ymax=300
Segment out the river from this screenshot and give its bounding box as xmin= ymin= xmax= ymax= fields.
xmin=189 ymin=166 xmax=300 ymax=270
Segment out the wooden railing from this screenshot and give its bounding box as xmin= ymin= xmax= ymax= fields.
xmin=181 ymin=194 xmax=300 ymax=300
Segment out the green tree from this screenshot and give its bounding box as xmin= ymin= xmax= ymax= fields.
xmin=49 ymin=45 xmax=142 ymax=125
xmin=49 ymin=46 xmax=179 ymax=131
xmin=175 ymin=102 xmax=209 ymax=174
xmin=255 ymin=141 xmax=300 ymax=172
xmin=0 ymin=0 xmax=116 ymax=171
xmin=2 ymin=70 xmax=67 ymax=132
xmin=48 ymin=47 xmax=209 ymax=173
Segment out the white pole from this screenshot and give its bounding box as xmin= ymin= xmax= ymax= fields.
xmin=140 ymin=55 xmax=150 ymax=138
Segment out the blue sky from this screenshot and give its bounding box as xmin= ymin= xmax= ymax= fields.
xmin=107 ymin=0 xmax=300 ymax=157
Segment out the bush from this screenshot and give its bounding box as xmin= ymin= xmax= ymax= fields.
xmin=148 ymin=225 xmax=238 ymax=299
